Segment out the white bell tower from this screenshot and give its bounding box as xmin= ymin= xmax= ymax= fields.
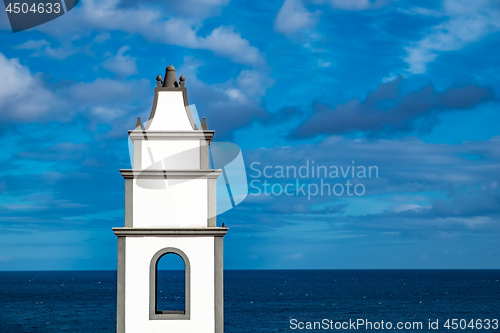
xmin=113 ymin=65 xmax=227 ymax=333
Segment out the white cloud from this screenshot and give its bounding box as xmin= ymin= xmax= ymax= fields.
xmin=38 ymin=0 xmax=264 ymax=66
xmin=404 ymin=0 xmax=500 ymax=74
xmin=201 ymin=26 xmax=263 ymax=65
xmin=14 ymin=39 xmax=87 ymax=59
xmin=318 ymin=59 xmax=332 ymax=67
xmin=0 ymin=52 xmax=149 ymax=124
xmin=43 ymin=44 xmax=84 ymax=59
xmin=274 ymin=0 xmax=319 ymax=35
xmin=66 ymin=78 xmax=150 ymax=119
xmin=89 ymin=106 xmax=123 ymax=121
xmin=211 ymin=67 xmax=273 ymax=106
xmin=235 ymin=69 xmax=274 ymax=98
xmin=101 ymin=45 xmax=138 ymax=78
xmin=323 ymin=0 xmax=387 ymax=11
xmin=397 ymin=7 xmax=442 ymax=17
xmin=15 ymin=40 xmax=50 ymax=50
xmin=225 ymin=88 xmax=248 ymax=103
xmin=94 ymin=33 xmax=111 ymax=43
xmin=391 ymin=204 xmax=424 ymax=212
xmin=0 ymin=53 xmax=60 ymax=122
xmin=381 ymin=73 xmax=398 ymax=83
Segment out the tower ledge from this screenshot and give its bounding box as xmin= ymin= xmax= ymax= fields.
xmin=119 ymin=169 xmax=221 ymax=179
xmin=128 ymin=130 xmax=214 ymax=142
xmin=113 ymin=227 xmax=228 ymax=237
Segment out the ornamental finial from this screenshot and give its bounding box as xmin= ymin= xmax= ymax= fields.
xmin=162 ymin=65 xmax=179 ymax=88
xmin=135 ymin=117 xmax=143 ymax=130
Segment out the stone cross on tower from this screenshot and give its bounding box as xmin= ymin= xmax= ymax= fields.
xmin=113 ymin=65 xmax=227 ymax=333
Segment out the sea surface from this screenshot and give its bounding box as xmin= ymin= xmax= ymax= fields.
xmin=0 ymin=270 xmax=499 ymax=332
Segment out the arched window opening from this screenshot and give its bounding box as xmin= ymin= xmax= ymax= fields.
xmin=149 ymin=247 xmax=191 ymax=320
xmin=157 ymin=253 xmax=185 ymax=313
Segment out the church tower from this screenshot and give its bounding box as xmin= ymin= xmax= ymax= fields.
xmin=113 ymin=65 xmax=227 ymax=333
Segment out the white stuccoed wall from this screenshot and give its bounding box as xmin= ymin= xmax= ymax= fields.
xmin=132 ymin=178 xmax=208 ymax=227
xmin=140 ymin=140 xmax=201 ymax=170
xmin=124 ymin=237 xmax=215 ymax=333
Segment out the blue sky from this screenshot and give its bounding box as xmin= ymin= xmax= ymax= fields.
xmin=0 ymin=0 xmax=499 ymax=270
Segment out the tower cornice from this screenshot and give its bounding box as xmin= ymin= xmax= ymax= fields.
xmin=119 ymin=169 xmax=222 ymax=179
xmin=112 ymin=227 xmax=228 ymax=237
xmin=128 ymin=130 xmax=215 ymax=142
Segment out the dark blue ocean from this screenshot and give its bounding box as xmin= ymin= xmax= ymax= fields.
xmin=0 ymin=270 xmax=498 ymax=332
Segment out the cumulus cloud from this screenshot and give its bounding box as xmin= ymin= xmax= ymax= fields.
xmin=0 ymin=53 xmax=61 ymax=122
xmin=65 ymin=77 xmax=150 ymax=121
xmin=101 ymin=45 xmax=138 ymax=78
xmin=292 ymin=76 xmax=495 ymax=138
xmin=38 ymin=0 xmax=264 ymax=66
xmin=274 ymin=0 xmax=319 ymax=35
xmin=200 ymin=26 xmax=263 ymax=65
xmin=0 ymin=50 xmax=152 ymax=129
xmin=233 ymin=69 xmax=275 ymax=100
xmin=403 ymin=0 xmax=500 ymax=74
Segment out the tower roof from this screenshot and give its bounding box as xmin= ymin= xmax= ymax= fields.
xmin=141 ymin=64 xmax=200 ymax=131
